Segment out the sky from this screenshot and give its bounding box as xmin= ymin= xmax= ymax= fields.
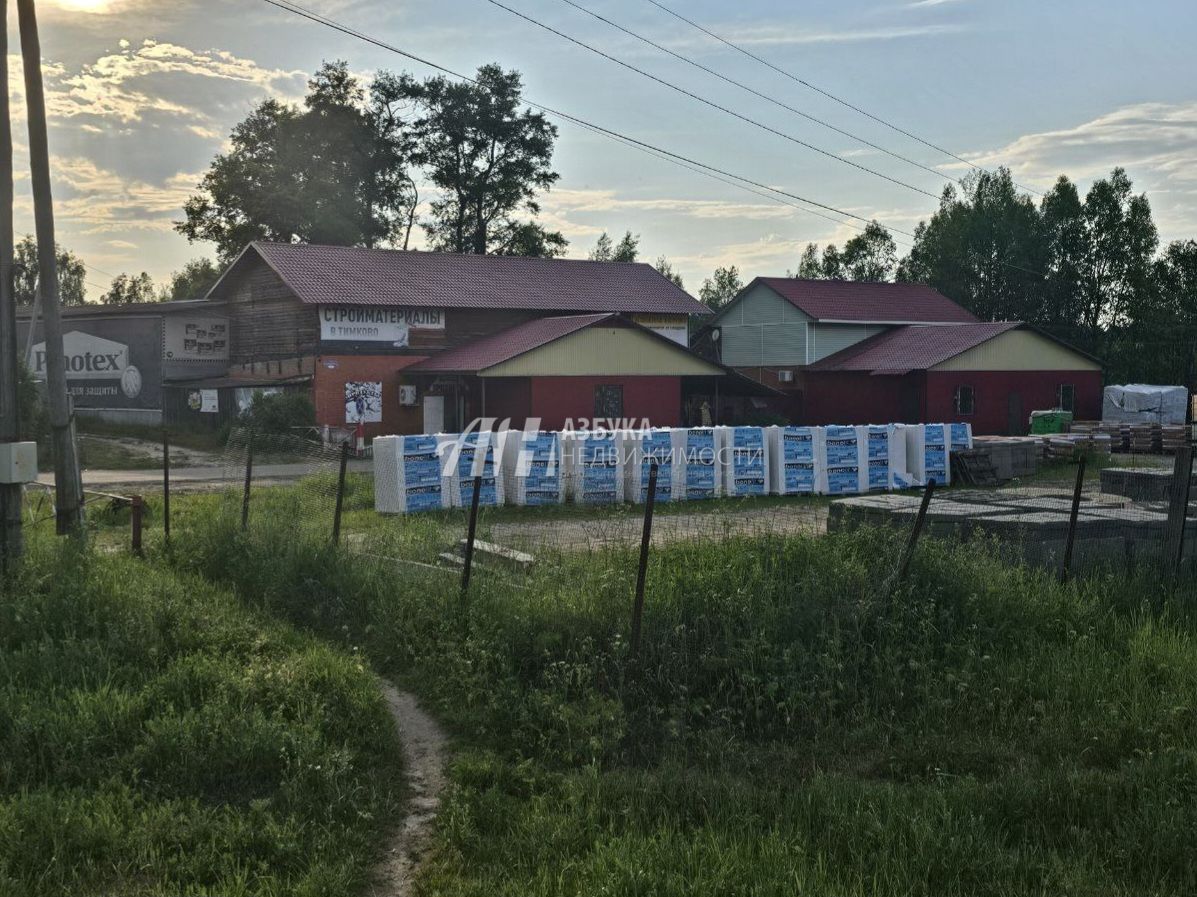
xmin=13 ymin=0 xmax=1197 ymax=298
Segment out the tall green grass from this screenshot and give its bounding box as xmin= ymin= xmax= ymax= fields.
xmin=0 ymin=535 xmax=402 ymax=897
xmin=168 ymin=494 xmax=1197 ymax=896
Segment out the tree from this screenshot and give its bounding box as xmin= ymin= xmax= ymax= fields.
xmin=699 ymin=265 xmax=742 ymax=310
xmin=177 ymin=61 xmax=415 ymax=260
xmin=13 ymin=235 xmax=84 ymax=306
xmin=491 ymin=220 xmax=567 ymax=258
xmin=403 ymin=64 xmax=563 ymax=255
xmin=101 ymin=272 xmax=157 ymax=305
xmin=898 ymin=169 xmax=1047 ymax=324
xmin=1133 ymin=240 xmax=1197 ymax=388
xmin=590 ymin=230 xmax=639 ymax=262
xmin=796 ymin=244 xmax=821 ymax=278
xmin=162 ymin=258 xmax=221 ymax=302
xmin=654 ymin=255 xmax=684 ymax=289
xmin=795 ymin=223 xmax=896 ymax=281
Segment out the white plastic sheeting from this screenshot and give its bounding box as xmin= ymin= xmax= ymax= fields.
xmin=1102 ymin=384 xmax=1188 ymax=425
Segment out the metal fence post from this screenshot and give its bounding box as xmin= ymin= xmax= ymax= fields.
xmin=241 ymin=430 xmax=254 ymax=531
xmin=1164 ymin=445 xmax=1193 ymax=577
xmin=894 ymin=478 xmax=937 ymax=585
xmin=630 ymin=461 xmax=659 ymax=659
xmin=131 ymin=495 xmax=143 ymax=556
xmin=1060 ymin=455 xmax=1087 ymax=583
xmin=332 ymin=439 xmax=350 ymax=546
xmin=461 ymin=475 xmax=482 ymax=593
xmin=162 ymin=428 xmax=170 ymax=542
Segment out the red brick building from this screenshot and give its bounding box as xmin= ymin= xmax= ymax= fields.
xmin=203 ymin=242 xmax=732 ymax=436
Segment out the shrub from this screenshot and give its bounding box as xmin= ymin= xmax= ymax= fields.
xmin=240 ymin=390 xmax=315 ymax=435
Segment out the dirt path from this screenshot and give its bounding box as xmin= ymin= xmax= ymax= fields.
xmin=369 ymin=683 xmax=449 ymax=897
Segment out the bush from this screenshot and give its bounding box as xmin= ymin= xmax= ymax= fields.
xmin=240 ymin=390 xmax=315 ymax=435
xmin=17 ymin=361 xmax=47 ymax=440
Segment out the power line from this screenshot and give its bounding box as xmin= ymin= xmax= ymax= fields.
xmin=258 ymin=0 xmax=914 ymax=240
xmin=640 ymin=0 xmax=1043 ymax=197
xmin=482 ymin=0 xmax=941 ymax=200
xmin=555 ymin=0 xmax=955 ymax=189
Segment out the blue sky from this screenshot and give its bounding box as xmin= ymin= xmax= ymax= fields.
xmin=18 ymin=0 xmax=1197 ymax=296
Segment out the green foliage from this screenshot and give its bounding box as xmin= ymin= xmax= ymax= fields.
xmin=590 ymin=230 xmax=640 ymax=263
xmin=654 ymin=255 xmax=684 ymax=289
xmin=13 ymin=235 xmax=86 ymax=306
xmin=0 ymin=536 xmax=401 ymax=896
xmin=177 ymin=61 xmax=416 ymax=260
xmin=16 ymin=361 xmax=46 ymax=440
xmin=796 ymin=221 xmax=897 ymax=282
xmin=699 ymin=265 xmax=743 ymax=310
xmin=161 ymin=257 xmax=221 ymax=302
xmin=100 ymin=271 xmax=158 ymax=305
xmin=240 ymin=391 xmax=315 ymax=435
xmin=167 ymin=497 xmax=1197 ymax=895
xmin=402 ymin=64 xmax=563 ymax=256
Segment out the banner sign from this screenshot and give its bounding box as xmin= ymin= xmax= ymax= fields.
xmin=29 ymin=324 xmax=162 ymax=410
xmin=320 ymin=306 xmax=445 ymax=347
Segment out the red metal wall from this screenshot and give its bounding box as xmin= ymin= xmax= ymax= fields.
xmin=312 ymin=354 xmax=427 ymax=438
xmin=802 ymin=372 xmax=924 ymax=426
xmin=924 ymin=370 xmax=1102 ymax=435
xmin=527 ymin=375 xmax=683 ymax=430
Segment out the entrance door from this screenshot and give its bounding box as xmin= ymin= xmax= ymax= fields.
xmin=422 ymin=395 xmax=445 ymax=434
xmin=1007 ymin=392 xmax=1024 ymax=436
xmin=899 ymin=380 xmax=921 ymax=423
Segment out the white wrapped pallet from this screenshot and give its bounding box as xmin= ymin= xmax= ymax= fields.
xmin=817 ymin=425 xmax=866 ymax=496
xmin=499 ymin=430 xmax=566 ymax=506
xmin=948 ymin=422 xmax=973 ymax=453
xmin=675 ymin=427 xmax=721 ymax=500
xmin=718 ymin=426 xmax=770 ymax=497
xmin=860 ymin=425 xmax=894 ymax=493
xmin=767 ymin=426 xmax=818 ymax=495
xmin=440 ymin=430 xmax=505 ymax=508
xmin=904 ymin=423 xmax=951 ymax=486
xmin=563 ymin=430 xmax=625 ymax=504
xmin=887 ymin=424 xmax=914 ymax=490
xmin=372 ymin=434 xmax=449 ymax=513
xmin=625 ymin=429 xmax=676 ymax=503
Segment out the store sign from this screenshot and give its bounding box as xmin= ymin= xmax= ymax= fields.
xmin=31 ymin=331 xmax=144 ymax=402
xmin=320 ymin=305 xmax=445 ymax=346
xmin=633 ymin=314 xmax=689 ymax=347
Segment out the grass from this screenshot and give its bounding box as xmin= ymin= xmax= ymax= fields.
xmin=156 ymin=483 xmax=1197 ymax=897
xmin=0 ymin=532 xmax=403 ymax=896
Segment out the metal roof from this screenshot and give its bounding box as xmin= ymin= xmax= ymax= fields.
xmin=750 ymin=277 xmax=978 ymax=324
xmin=807 ymin=322 xmax=1025 ymax=372
xmin=409 ymin=314 xmax=614 ymax=373
xmin=209 ymin=242 xmax=711 ymax=316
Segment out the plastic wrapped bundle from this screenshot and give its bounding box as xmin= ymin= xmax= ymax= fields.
xmin=817 ymin=425 xmax=866 ymax=495
xmin=675 ymin=428 xmax=721 ymax=500
xmin=904 ymin=423 xmax=951 ymax=486
xmin=860 ymin=424 xmax=914 ymax=492
xmin=948 ymin=422 xmax=973 ymax=453
xmin=373 ymin=434 xmax=449 ymax=513
xmin=719 ymin=426 xmax=769 ymax=497
xmin=563 ymin=430 xmax=625 ymax=504
xmin=767 ymin=426 xmax=818 ymax=495
xmin=440 ymin=430 xmax=505 ymax=508
xmin=887 ymin=424 xmax=914 ymax=490
xmin=500 ymin=430 xmax=566 ymax=506
xmin=625 ymin=428 xmax=675 ymax=503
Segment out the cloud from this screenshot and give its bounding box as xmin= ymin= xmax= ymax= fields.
xmin=960 ymin=101 xmax=1197 ymax=239
xmin=47 ymin=155 xmax=199 ymax=233
xmin=545 ymin=187 xmax=801 ymax=222
xmin=680 ymin=21 xmax=968 ymax=48
xmin=906 ymin=0 xmax=966 ymax=8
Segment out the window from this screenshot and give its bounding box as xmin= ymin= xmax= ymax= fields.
xmin=594 ymin=384 xmax=624 ymax=420
xmin=954 ymin=384 xmax=975 ymax=416
xmin=1057 ymin=383 xmax=1075 ymax=413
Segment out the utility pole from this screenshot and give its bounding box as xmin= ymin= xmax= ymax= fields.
xmin=0 ymin=0 xmax=23 ymax=562
xmin=18 ymin=0 xmax=82 ymax=535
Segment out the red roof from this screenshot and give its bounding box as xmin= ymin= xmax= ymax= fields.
xmin=408 ymin=313 xmax=616 ymax=373
xmin=212 ymin=242 xmax=710 ymax=316
xmin=753 ymin=277 xmax=977 ymax=324
xmin=807 ymin=322 xmax=1024 ymax=373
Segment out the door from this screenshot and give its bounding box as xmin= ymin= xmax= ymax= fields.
xmin=422 ymin=395 xmax=445 ymax=435
xmin=899 ymin=380 xmax=921 ymax=423
xmin=1007 ymin=392 xmax=1024 ymax=436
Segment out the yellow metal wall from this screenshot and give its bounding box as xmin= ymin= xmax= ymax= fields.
xmin=482 ymin=326 xmax=723 ymax=377
xmin=934 ymin=329 xmax=1099 ymax=371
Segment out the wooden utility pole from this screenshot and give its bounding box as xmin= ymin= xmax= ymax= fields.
xmin=0 ymin=0 xmax=24 ymax=562
xmin=18 ymin=0 xmax=83 ymax=535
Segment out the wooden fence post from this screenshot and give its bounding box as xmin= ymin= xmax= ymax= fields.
xmin=131 ymin=495 xmax=143 ymax=556
xmin=460 ymin=475 xmax=482 ymax=594
xmin=1059 ymin=455 xmax=1087 ymax=583
xmin=162 ymin=429 xmax=170 ymax=542
xmin=332 ymin=439 xmax=350 ymax=546
xmin=629 ymin=461 xmax=659 ymax=660
xmin=1164 ymin=446 xmax=1193 ymax=577
xmin=894 ymin=478 xmax=937 ymax=585
xmin=241 ymin=430 xmax=254 ymax=532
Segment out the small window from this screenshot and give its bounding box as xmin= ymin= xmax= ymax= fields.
xmin=594 ymin=385 xmax=624 ymax=419
xmin=954 ymin=385 xmax=975 ymax=416
xmin=1057 ymin=383 xmax=1075 ymax=413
